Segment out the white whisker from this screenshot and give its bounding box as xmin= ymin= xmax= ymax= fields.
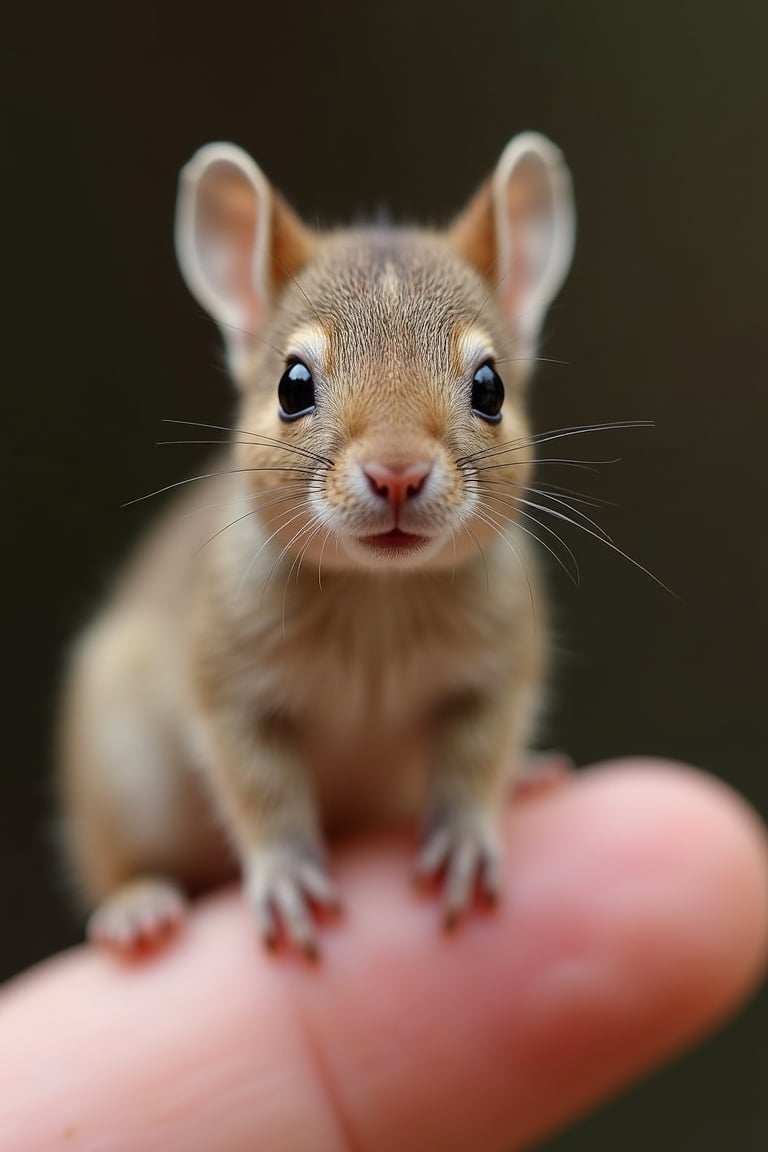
xmin=316 ymin=526 xmax=335 ymax=591
xmin=160 ymin=419 xmax=334 ymax=467
xmin=458 ymin=420 xmax=652 ymax=466
xmin=471 ymin=507 xmax=536 ymax=623
xmin=237 ymin=504 xmax=317 ymax=597
xmin=181 ymin=483 xmax=322 ymax=518
xmin=469 ymin=482 xmax=613 ymax=546
xmin=475 ymin=491 xmax=580 ymax=585
xmin=282 ymin=515 xmax=332 ymax=633
xmin=474 ymin=475 xmax=612 ymax=509
xmin=459 ymin=523 xmax=489 ymax=592
xmin=124 ymin=465 xmax=323 ymax=508
xmin=470 ymin=457 xmax=617 ymax=474
xmin=260 ymin=515 xmax=324 ymax=604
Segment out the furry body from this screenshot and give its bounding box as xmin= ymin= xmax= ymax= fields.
xmin=58 ymin=138 xmax=574 ymax=953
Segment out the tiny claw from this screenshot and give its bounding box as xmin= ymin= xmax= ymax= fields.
xmin=480 ymin=885 xmax=500 ymax=909
xmin=318 ymin=897 xmax=344 ymax=922
xmin=443 ymin=907 xmax=461 ymax=932
xmin=301 ymin=937 xmax=320 ymax=963
xmin=480 ymin=852 xmax=501 ymax=905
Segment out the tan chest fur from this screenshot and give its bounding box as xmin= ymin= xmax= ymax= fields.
xmin=187 ymin=494 xmax=542 ymax=829
xmin=199 ymin=497 xmax=536 ymax=704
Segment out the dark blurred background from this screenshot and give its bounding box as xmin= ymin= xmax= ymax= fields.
xmin=5 ymin=0 xmax=766 ymax=1147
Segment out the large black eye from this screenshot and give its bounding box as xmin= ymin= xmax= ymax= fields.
xmin=278 ymin=360 xmax=315 ymax=420
xmin=471 ymin=363 xmax=504 ymax=422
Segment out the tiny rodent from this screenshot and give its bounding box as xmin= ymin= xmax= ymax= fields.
xmin=58 ymin=133 xmax=576 ymax=957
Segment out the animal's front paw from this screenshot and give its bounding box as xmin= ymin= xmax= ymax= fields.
xmin=88 ymin=877 xmax=186 ymax=952
xmin=415 ymin=810 xmax=501 ymax=929
xmin=244 ymin=842 xmax=341 ymax=958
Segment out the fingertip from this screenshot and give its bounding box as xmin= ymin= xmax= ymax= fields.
xmin=1 ymin=761 xmax=764 ymax=1152
xmin=285 ymin=761 xmax=768 ymax=1152
xmin=565 ymin=759 xmax=768 ymax=1011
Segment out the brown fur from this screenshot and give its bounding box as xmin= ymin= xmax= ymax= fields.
xmin=58 ymin=134 xmax=574 ymax=953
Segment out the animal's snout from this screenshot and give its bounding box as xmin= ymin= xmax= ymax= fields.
xmin=362 ymin=460 xmax=432 ymax=509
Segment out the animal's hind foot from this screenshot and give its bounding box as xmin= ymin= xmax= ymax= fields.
xmin=88 ymin=877 xmax=186 ymax=953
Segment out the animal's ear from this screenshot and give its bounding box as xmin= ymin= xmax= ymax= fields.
xmin=450 ymin=132 xmax=575 ymax=360
xmin=175 ymin=142 xmax=314 ymax=375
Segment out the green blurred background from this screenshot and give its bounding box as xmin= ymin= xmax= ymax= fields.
xmin=5 ymin=0 xmax=766 ymax=1146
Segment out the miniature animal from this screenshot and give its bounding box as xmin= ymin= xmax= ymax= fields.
xmin=58 ymin=132 xmax=576 ymax=955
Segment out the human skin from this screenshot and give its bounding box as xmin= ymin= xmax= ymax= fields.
xmin=0 ymin=761 xmax=766 ymax=1152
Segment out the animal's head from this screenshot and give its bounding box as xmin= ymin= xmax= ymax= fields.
xmin=175 ymin=135 xmax=575 ymax=572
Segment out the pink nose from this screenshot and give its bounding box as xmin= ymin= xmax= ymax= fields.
xmin=362 ymin=460 xmax=432 ymax=508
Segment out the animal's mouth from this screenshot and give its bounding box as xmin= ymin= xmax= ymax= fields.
xmin=358 ymin=528 xmax=429 ymax=552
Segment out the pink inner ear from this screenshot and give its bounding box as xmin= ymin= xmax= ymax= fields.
xmin=498 ymin=154 xmax=554 ymax=327
xmin=196 ymin=162 xmax=264 ymax=332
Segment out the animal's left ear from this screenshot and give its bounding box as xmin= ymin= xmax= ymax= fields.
xmin=450 ymin=132 xmax=575 ymax=360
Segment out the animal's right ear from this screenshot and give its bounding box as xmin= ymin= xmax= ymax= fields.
xmin=175 ymin=143 xmax=314 ymax=375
